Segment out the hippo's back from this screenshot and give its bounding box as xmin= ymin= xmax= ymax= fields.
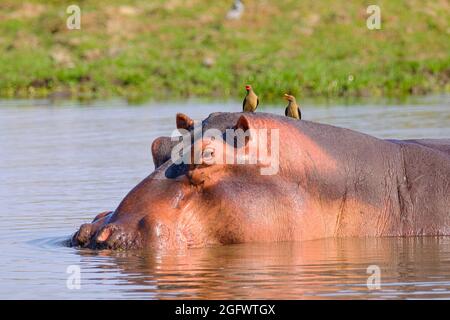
xmin=388 ymin=139 xmax=450 ymax=156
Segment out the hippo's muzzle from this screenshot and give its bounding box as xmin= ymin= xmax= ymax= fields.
xmin=71 ymin=212 xmax=144 ymax=250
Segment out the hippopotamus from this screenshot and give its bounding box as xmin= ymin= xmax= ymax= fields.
xmin=71 ymin=112 xmax=450 ymax=250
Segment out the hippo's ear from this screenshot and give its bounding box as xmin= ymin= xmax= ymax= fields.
xmin=236 ymin=115 xmax=250 ymax=132
xmin=151 ymin=136 xmax=174 ymax=168
xmin=234 ymin=115 xmax=253 ymax=147
xmin=176 ymin=113 xmax=194 ymax=131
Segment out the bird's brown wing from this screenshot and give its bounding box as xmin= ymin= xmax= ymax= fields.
xmin=298 ymin=107 xmax=302 ymax=119
xmin=242 ymin=97 xmax=246 ymax=111
xmin=256 ymin=98 xmax=259 ymax=108
xmin=285 ymin=107 xmax=288 ymax=116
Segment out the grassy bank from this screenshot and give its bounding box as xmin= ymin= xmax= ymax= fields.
xmin=0 ymin=0 xmax=449 ymax=101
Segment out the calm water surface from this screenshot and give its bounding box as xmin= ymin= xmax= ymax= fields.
xmin=0 ymin=96 xmax=449 ymax=299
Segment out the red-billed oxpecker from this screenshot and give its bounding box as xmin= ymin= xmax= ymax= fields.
xmin=242 ymin=85 xmax=259 ymax=112
xmin=284 ymin=93 xmax=301 ymax=120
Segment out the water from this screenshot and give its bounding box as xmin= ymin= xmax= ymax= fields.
xmin=0 ymin=96 xmax=449 ymax=299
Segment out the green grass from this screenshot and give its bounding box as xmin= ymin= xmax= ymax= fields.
xmin=0 ymin=0 xmax=448 ymax=102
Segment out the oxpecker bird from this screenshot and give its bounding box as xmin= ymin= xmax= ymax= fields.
xmin=242 ymin=85 xmax=259 ymax=112
xmin=284 ymin=94 xmax=301 ymax=119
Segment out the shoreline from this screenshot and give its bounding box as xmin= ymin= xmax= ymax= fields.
xmin=0 ymin=1 xmax=448 ymax=102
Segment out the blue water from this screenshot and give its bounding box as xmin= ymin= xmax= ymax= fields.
xmin=0 ymin=96 xmax=449 ymax=299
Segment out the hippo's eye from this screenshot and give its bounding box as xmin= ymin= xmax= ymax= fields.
xmin=202 ymin=147 xmax=215 ymax=165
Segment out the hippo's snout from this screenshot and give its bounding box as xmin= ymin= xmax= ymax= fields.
xmin=71 ymin=220 xmax=143 ymax=250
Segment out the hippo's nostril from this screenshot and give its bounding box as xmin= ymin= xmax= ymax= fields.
xmin=79 ymin=223 xmax=92 ymax=234
xmin=72 ymin=223 xmax=93 ymax=246
xmin=95 ymin=224 xmax=118 ymax=243
xmin=90 ymin=224 xmax=141 ymax=250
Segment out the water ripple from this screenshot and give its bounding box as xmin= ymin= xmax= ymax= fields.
xmin=0 ymin=97 xmax=449 ymax=299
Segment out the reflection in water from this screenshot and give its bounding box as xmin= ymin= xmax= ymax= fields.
xmin=76 ymin=238 xmax=450 ymax=299
xmin=0 ymin=96 xmax=449 ymax=299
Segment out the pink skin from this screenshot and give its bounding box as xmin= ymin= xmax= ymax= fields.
xmin=71 ymin=112 xmax=450 ymax=250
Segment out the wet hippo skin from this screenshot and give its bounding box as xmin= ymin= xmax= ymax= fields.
xmin=71 ymin=112 xmax=450 ymax=250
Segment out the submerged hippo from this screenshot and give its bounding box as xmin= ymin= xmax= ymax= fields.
xmin=71 ymin=112 xmax=450 ymax=250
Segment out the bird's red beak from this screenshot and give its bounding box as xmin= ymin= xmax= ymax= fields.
xmin=245 ymin=85 xmax=251 ymax=91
